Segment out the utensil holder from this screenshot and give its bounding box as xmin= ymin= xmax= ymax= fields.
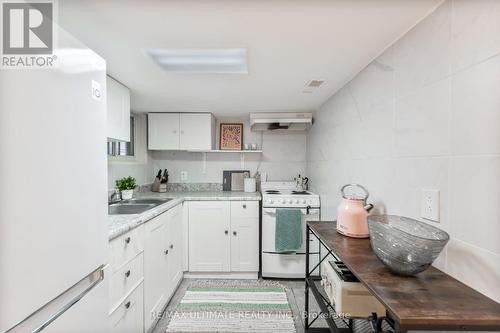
xmin=152 ymin=178 xmax=167 ymax=192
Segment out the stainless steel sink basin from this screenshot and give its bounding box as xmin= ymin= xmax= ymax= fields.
xmin=126 ymin=198 xmax=171 ymax=205
xmin=108 ymin=198 xmax=172 ymax=215
xmin=109 ymin=204 xmax=154 ymax=215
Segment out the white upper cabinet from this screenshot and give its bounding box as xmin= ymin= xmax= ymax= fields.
xmin=179 ymin=113 xmax=214 ymax=150
xmin=148 ymin=113 xmax=215 ymax=150
xmin=107 ymin=76 xmax=130 ymax=142
xmin=148 ymin=113 xmax=180 ymax=150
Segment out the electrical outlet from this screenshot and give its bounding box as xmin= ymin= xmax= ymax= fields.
xmin=421 ymin=189 xmax=439 ymax=222
xmin=181 ymin=171 xmax=187 ymax=181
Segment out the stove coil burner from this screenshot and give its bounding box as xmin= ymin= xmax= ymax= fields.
xmin=292 ymin=191 xmax=310 ymax=195
xmin=265 ymin=190 xmax=281 ymax=194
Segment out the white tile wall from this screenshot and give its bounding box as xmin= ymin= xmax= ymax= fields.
xmin=150 ymin=118 xmax=307 ymax=183
xmin=307 ymin=0 xmax=500 ymax=305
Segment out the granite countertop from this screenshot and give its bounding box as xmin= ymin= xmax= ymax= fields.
xmin=108 ymin=191 xmax=261 ymax=241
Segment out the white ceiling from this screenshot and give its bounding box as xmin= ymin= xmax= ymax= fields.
xmin=59 ymin=0 xmax=442 ymax=116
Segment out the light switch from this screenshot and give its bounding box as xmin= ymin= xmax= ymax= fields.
xmin=421 ymin=189 xmax=439 ymax=222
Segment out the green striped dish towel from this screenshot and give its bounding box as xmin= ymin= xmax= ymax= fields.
xmin=275 ymin=208 xmax=303 ymax=253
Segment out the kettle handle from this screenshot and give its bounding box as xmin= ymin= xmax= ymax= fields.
xmin=340 ymin=184 xmax=369 ymax=200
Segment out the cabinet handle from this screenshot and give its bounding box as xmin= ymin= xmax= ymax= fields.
xmin=242 ymin=204 xmax=247 ymax=209
xmin=224 ymin=230 xmax=228 ymax=235
xmin=125 ymin=301 xmax=131 ymax=309
xmin=170 ymin=244 xmax=174 ymax=249
xmin=125 ymin=270 xmax=131 ymax=278
xmin=164 ymin=250 xmax=169 ymax=255
xmin=173 ymin=130 xmax=177 ymax=133
xmin=233 ymin=231 xmax=237 ymax=236
xmin=125 ymin=237 xmax=131 ymax=244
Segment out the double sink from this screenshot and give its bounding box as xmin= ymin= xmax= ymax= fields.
xmin=109 ymin=198 xmax=172 ymax=215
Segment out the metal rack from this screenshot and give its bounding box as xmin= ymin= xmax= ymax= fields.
xmin=304 ymin=225 xmax=394 ymax=333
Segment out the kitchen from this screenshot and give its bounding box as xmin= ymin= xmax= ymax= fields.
xmin=1 ymin=1 xmax=500 ymax=333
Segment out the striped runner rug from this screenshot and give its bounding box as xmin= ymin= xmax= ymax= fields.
xmin=165 ymin=280 xmax=296 ymax=333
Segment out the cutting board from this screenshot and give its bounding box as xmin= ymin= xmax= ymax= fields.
xmin=223 ymin=170 xmax=250 ymax=191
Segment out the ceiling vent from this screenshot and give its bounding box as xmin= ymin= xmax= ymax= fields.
xmin=306 ymin=79 xmax=325 ymax=88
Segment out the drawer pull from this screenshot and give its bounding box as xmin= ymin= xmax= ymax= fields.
xmin=165 ymin=249 xmax=169 ymax=255
xmin=224 ymin=230 xmax=228 ymax=235
xmin=233 ymin=231 xmax=237 ymax=236
xmin=125 ymin=270 xmax=131 ymax=278
xmin=124 ymin=237 xmax=131 ymax=244
xmin=242 ymin=204 xmax=247 ymax=209
xmin=170 ymin=244 xmax=174 ymax=249
xmin=125 ymin=301 xmax=131 ymax=309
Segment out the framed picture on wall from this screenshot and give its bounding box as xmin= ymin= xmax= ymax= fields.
xmin=219 ymin=123 xmax=243 ymax=150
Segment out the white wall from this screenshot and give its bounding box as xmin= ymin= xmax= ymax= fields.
xmin=150 ymin=117 xmax=307 ymax=182
xmin=108 ymin=114 xmax=154 ymax=189
xmin=307 ymin=0 xmax=500 ymax=303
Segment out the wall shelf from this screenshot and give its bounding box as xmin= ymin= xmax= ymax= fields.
xmin=186 ymin=150 xmax=262 ymax=153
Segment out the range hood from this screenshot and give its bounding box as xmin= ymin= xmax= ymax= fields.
xmin=250 ymin=112 xmax=313 ymax=131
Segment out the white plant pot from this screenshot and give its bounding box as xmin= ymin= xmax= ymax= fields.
xmin=121 ymin=189 xmax=134 ymax=200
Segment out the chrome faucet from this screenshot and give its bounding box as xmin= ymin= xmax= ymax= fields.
xmin=108 ymin=190 xmax=121 ymax=204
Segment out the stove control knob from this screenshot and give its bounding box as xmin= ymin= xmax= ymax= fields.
xmin=302 ymin=199 xmax=307 ymax=204
xmin=269 ymin=199 xmax=274 ymax=204
xmin=294 ymin=199 xmax=299 ymax=204
xmin=278 ymin=199 xmax=283 ymax=204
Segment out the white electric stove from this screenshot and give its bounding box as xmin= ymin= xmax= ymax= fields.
xmin=261 ymin=181 xmax=321 ymax=278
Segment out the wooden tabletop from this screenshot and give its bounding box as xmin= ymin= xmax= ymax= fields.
xmin=308 ymin=221 xmax=500 ymax=331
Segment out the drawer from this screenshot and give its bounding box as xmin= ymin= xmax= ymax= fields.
xmin=109 ymin=282 xmax=144 ymax=333
xmin=109 ymin=253 xmax=144 ymax=309
xmin=230 ymin=201 xmax=259 ymax=219
xmin=109 ymin=225 xmax=144 ymax=272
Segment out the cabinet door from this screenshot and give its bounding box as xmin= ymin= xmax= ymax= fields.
xmin=143 ymin=214 xmax=169 ymax=331
xmin=230 ymin=202 xmax=259 ymax=272
xmin=166 ymin=204 xmax=183 ymax=297
xmin=107 ymin=76 xmax=130 ymax=142
xmin=148 ymin=113 xmax=180 ymax=150
xmin=188 ymin=201 xmax=230 ymax=271
xmin=179 ymin=113 xmax=213 ymax=150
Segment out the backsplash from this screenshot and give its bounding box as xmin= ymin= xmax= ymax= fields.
xmin=307 ymin=0 xmax=500 ymax=303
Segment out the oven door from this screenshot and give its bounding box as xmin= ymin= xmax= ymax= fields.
xmin=262 ymin=207 xmax=320 ymax=254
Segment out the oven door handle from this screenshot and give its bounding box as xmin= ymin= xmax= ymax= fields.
xmin=263 ymin=208 xmax=319 ymax=216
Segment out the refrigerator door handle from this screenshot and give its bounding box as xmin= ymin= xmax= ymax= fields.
xmin=5 ymin=265 xmax=105 ymax=333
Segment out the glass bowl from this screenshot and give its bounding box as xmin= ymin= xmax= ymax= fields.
xmin=368 ymin=215 xmax=449 ymax=276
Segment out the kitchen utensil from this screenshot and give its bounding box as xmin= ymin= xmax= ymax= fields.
xmin=336 ymin=184 xmax=374 ymax=238
xmin=161 ymin=169 xmax=169 ymax=183
xmin=156 ymin=169 xmax=162 ymax=180
xmin=251 ymin=143 xmax=257 ymax=150
xmin=368 ymin=215 xmax=449 ymax=275
xmin=244 ymin=178 xmax=256 ymax=192
xmin=244 ymin=144 xmax=249 ymax=150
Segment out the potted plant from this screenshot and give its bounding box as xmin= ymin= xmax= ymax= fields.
xmin=115 ymin=176 xmax=137 ymax=200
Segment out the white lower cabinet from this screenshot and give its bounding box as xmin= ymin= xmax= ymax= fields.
xmin=230 ymin=201 xmax=259 ymax=272
xmin=188 ymin=201 xmax=231 ymax=271
xmin=144 ymin=205 xmax=184 ymax=332
xmin=108 ymin=203 xmax=184 ymax=333
xmin=188 ymin=201 xmax=259 ymax=273
xmin=144 ymin=212 xmax=169 ymax=331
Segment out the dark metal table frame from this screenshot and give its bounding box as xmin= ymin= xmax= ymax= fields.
xmin=304 ymin=225 xmax=395 ymax=333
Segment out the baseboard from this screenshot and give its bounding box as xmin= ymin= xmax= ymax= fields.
xmin=184 ymin=271 xmax=258 ymax=279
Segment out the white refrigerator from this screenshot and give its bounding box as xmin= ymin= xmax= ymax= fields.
xmin=0 ymin=23 xmax=109 ymax=332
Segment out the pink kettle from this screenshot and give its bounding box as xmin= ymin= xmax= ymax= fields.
xmin=336 ymin=184 xmax=374 ymax=238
